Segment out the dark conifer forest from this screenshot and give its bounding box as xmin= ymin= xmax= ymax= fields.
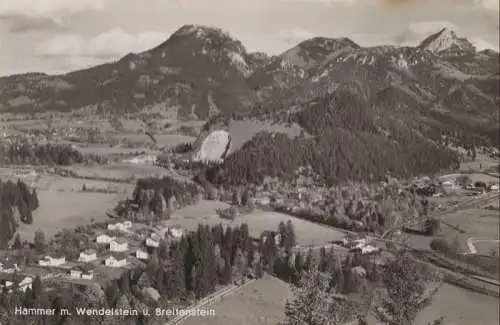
xmin=0 ymin=178 xmax=39 ymax=248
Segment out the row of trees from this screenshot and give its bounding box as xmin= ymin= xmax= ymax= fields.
xmin=0 ymin=142 xmax=105 ymax=166
xmin=130 ymin=176 xmax=201 ymax=221
xmin=0 ymin=178 xmax=39 ymax=248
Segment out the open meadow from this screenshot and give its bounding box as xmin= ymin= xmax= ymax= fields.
xmin=0 ymin=167 xmax=134 ymax=241
xmin=415 ymin=284 xmax=499 ymax=325
xmin=17 ymin=189 xmax=120 ymax=241
xmin=182 ymin=274 xmax=291 ymax=325
xmin=166 ymin=200 xmax=346 ymax=245
xmin=63 ymin=163 xmax=171 ymax=180
xmin=365 ymin=283 xmax=499 ymax=325
xmin=437 ymin=201 xmax=500 ymax=254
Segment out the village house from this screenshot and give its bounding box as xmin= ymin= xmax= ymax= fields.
xmin=39 ymin=253 xmax=66 ymax=267
xmin=78 ymin=249 xmax=97 ymax=262
xmin=110 ymin=239 xmax=128 ymax=252
xmin=18 ymin=276 xmax=33 ymax=293
xmin=96 ymin=234 xmax=116 ymax=244
xmin=0 ymin=260 xmax=19 ymax=273
xmin=145 ymin=233 xmax=160 ymax=248
xmin=136 ymin=248 xmax=149 ymax=260
xmin=105 ymin=252 xmax=127 ymax=268
xmin=107 ymin=221 xmax=132 ymax=231
xmin=68 ymin=264 xmax=95 ymax=280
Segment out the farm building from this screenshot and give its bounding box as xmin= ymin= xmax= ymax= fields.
xmin=39 ymin=254 xmax=66 ymax=267
xmin=136 ymin=248 xmax=148 ymax=260
xmin=105 ymin=253 xmax=127 ymax=268
xmin=110 ymin=239 xmax=128 ymax=252
xmin=68 ymin=264 xmax=95 ymax=280
xmin=78 ymin=249 xmax=97 ymax=262
xmin=96 ymin=234 xmax=116 ymax=244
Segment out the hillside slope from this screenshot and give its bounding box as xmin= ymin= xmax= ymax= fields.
xmin=2 ymin=26 xmax=498 ymax=184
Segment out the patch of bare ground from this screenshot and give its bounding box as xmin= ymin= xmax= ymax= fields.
xmin=182 ymin=274 xmax=291 ymax=325
xmin=166 ymin=200 xmax=345 ymax=245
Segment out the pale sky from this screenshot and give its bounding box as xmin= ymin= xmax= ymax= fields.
xmin=0 ymin=0 xmax=498 ymax=76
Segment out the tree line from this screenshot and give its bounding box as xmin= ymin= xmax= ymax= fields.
xmin=0 ymin=142 xmax=106 ymax=166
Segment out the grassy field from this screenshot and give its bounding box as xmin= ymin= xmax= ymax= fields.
xmin=365 ymin=283 xmax=499 ymax=325
xmin=167 ymin=200 xmax=346 ymax=245
xmin=415 ymin=284 xmax=499 ymax=325
xmin=17 ymin=190 xmax=120 ymax=241
xmin=437 ymin=205 xmax=499 ymax=253
xmin=182 ymin=274 xmax=291 ymax=325
xmin=64 ymin=163 xmax=170 ymax=180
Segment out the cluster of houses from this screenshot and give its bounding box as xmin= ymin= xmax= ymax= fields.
xmin=0 ymin=274 xmax=33 ymax=293
xmin=0 ymin=220 xmax=187 ymax=291
xmin=38 ymin=220 xmax=185 ymax=275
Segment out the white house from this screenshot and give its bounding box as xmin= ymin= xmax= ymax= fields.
xmin=96 ymin=234 xmax=116 ymax=244
xmin=136 ymin=248 xmax=149 ymax=260
xmin=18 ymin=276 xmax=33 ymax=292
xmin=105 ymin=253 xmax=127 ymax=268
xmin=78 ymin=249 xmax=97 ymax=262
xmin=145 ymin=236 xmax=160 ymax=248
xmin=39 ymin=255 xmax=66 ymax=267
xmin=110 ymin=239 xmax=128 ymax=252
xmin=69 ymin=265 xmax=94 ymax=280
xmin=69 ymin=269 xmax=82 ymax=279
xmin=81 ymin=271 xmax=94 ymax=280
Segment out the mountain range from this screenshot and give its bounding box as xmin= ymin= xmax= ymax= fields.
xmin=1 ymin=25 xmax=498 ymax=147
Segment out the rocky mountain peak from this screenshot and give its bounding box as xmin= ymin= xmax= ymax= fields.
xmin=418 ymin=27 xmax=475 ymax=54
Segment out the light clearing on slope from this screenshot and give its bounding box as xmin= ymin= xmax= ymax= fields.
xmin=192 ymin=130 xmax=230 ymax=162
